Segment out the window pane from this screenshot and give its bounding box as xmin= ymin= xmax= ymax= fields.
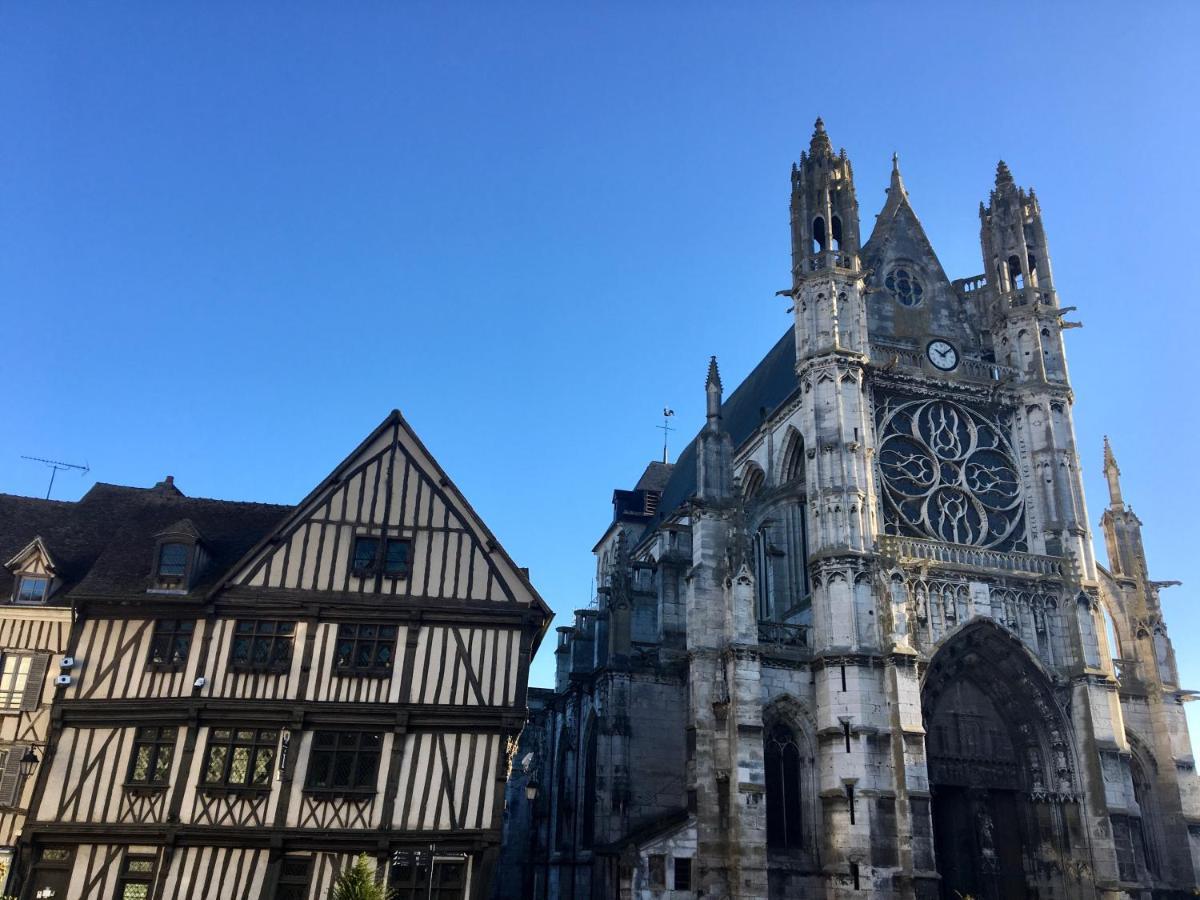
xmin=154 ymin=745 xmax=174 ymax=782
xmin=384 ymin=539 xmax=410 ymax=575
xmin=252 ymin=748 xmax=274 ymax=784
xmin=353 ymin=537 xmax=379 ymax=571
xmin=204 ymin=747 xmax=227 ymax=782
xmin=229 ymin=747 xmax=250 ymax=784
xmin=121 ymin=885 xmax=150 ymax=900
xmin=158 ymin=543 xmax=189 ymax=576
xmin=16 ymin=575 xmax=49 ymax=603
xmin=131 ymin=746 xmax=152 ymax=782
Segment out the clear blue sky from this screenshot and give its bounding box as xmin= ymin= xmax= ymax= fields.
xmin=3 ymin=3 xmax=1198 ymax=722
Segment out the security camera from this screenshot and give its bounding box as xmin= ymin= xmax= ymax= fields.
xmin=193 ymin=676 xmax=207 ymax=688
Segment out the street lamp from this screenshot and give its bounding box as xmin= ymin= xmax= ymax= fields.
xmin=20 ymin=747 xmax=39 ymax=778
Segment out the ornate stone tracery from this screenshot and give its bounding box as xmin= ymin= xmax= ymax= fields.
xmin=876 ymin=395 xmax=1026 ymax=551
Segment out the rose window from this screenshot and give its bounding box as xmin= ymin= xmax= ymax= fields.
xmin=876 ymin=397 xmax=1025 ymax=550
xmin=885 ymin=267 xmax=923 ymax=307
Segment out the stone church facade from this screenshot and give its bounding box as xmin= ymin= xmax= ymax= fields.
xmin=497 ymin=122 xmax=1200 ymax=899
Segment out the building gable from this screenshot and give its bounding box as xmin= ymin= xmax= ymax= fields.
xmin=224 ymin=410 xmax=549 ymax=615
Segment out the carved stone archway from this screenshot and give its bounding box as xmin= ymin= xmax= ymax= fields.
xmin=922 ymin=619 xmax=1087 ymax=900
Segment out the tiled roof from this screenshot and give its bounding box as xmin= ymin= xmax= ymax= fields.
xmin=0 ymin=482 xmax=290 ymax=605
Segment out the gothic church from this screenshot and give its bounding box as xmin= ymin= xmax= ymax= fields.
xmin=498 ymin=121 xmax=1200 ymax=899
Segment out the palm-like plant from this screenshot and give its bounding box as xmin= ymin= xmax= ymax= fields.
xmin=328 ymin=854 xmax=395 ymax=900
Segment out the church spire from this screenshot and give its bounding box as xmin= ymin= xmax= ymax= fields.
xmin=1103 ymin=436 xmax=1124 ymax=508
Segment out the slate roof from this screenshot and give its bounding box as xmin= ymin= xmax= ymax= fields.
xmin=0 ymin=482 xmax=290 ymax=605
xmin=639 ymin=327 xmax=798 ymax=543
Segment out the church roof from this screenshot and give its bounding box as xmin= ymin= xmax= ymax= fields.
xmin=642 ymin=327 xmax=798 ymax=542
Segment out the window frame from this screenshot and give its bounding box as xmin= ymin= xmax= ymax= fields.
xmin=199 ymin=726 xmax=279 ymax=794
xmin=125 ymin=725 xmax=178 ymax=791
xmin=333 ymin=623 xmax=399 ymax=678
xmin=350 ymin=535 xmax=412 ymax=579
xmin=113 ymin=853 xmax=157 ymax=900
xmin=673 ymin=856 xmax=693 ymax=892
xmin=146 ymin=619 xmax=195 ymax=671
xmin=273 ymin=855 xmax=314 ymax=900
xmin=0 ymin=653 xmax=33 ymax=712
xmin=13 ymin=574 xmax=50 ymax=605
xmin=157 ymin=542 xmax=189 ymax=578
xmin=229 ymin=620 xmax=296 ymax=673
xmin=303 ymin=730 xmax=383 ymax=799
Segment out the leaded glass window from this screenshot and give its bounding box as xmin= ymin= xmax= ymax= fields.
xmin=876 ymin=395 xmax=1025 ymax=551
xmin=114 ymin=854 xmax=156 ymax=900
xmin=201 ymin=727 xmax=278 ymax=790
xmin=127 ymin=726 xmax=177 ymax=787
xmin=334 ymin=623 xmax=398 ymax=675
xmin=304 ymin=731 xmax=382 ymax=794
xmin=229 ymin=620 xmax=295 ymax=672
xmin=147 ymin=619 xmax=195 ymax=668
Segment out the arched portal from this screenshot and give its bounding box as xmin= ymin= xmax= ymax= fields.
xmin=922 ymin=620 xmax=1084 ymax=899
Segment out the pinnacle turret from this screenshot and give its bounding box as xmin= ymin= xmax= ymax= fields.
xmin=705 ymin=356 xmax=723 ymax=428
xmin=809 ymin=117 xmax=833 ymax=158
xmin=1103 ymin=436 xmax=1124 ymax=508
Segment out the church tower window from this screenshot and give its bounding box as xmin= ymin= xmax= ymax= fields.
xmin=765 ymin=722 xmax=804 ymax=849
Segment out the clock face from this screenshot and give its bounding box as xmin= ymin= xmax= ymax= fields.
xmin=926 ymin=339 xmax=959 ymax=371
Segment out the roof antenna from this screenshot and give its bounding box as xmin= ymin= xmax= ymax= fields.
xmin=657 ymin=408 xmax=676 ymax=464
xmin=21 ymin=456 xmax=90 ymax=500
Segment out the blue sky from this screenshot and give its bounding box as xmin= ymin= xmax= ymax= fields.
xmin=3 ymin=3 xmax=1199 ymax=723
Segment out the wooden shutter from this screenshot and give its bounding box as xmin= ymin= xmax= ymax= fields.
xmin=20 ymin=653 xmax=50 ymax=711
xmin=0 ymin=745 xmax=24 ymax=807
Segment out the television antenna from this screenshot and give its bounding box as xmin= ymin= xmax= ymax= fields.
xmin=657 ymin=408 xmax=675 ymax=464
xmin=21 ymin=456 xmax=90 ymax=500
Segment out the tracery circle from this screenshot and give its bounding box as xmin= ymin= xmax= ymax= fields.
xmin=876 ymin=398 xmax=1024 ymax=549
xmin=885 ymin=267 xmax=924 ymax=307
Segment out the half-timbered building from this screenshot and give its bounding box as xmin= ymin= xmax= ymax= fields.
xmin=9 ymin=410 xmax=551 ymax=900
xmin=0 ymin=500 xmax=76 ymax=894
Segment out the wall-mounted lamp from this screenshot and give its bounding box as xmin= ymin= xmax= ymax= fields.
xmin=20 ymin=747 xmax=40 ymax=778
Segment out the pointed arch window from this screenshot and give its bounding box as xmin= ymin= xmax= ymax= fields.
xmin=765 ymin=722 xmax=804 ymax=849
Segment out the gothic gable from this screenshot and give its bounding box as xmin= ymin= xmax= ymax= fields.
xmin=862 ymin=167 xmax=977 ymax=351
xmin=224 ymin=411 xmax=550 ymax=615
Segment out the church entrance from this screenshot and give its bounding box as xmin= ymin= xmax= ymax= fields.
xmin=922 ymin=621 xmax=1085 ymax=900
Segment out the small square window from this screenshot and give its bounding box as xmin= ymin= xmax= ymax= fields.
xmin=352 ymin=537 xmax=379 ymax=574
xmin=673 ymin=857 xmax=692 ymax=891
xmin=147 ymin=619 xmax=195 ymax=669
xmin=383 ymin=539 xmax=410 ymax=577
xmin=158 ymin=543 xmax=189 ymax=578
xmin=334 ymin=623 xmax=398 ymax=676
xmin=15 ymin=575 xmax=49 ymax=604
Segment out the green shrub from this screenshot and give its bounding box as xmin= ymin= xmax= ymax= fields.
xmin=328 ymin=853 xmax=395 ymax=900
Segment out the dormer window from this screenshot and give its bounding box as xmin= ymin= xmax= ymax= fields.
xmin=149 ymin=520 xmax=206 ymax=592
xmin=158 ymin=543 xmax=189 ymax=578
xmin=351 ymin=535 xmax=410 ymax=579
xmin=5 ymin=536 xmax=57 ymax=605
xmin=15 ymin=575 xmax=49 ymax=605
